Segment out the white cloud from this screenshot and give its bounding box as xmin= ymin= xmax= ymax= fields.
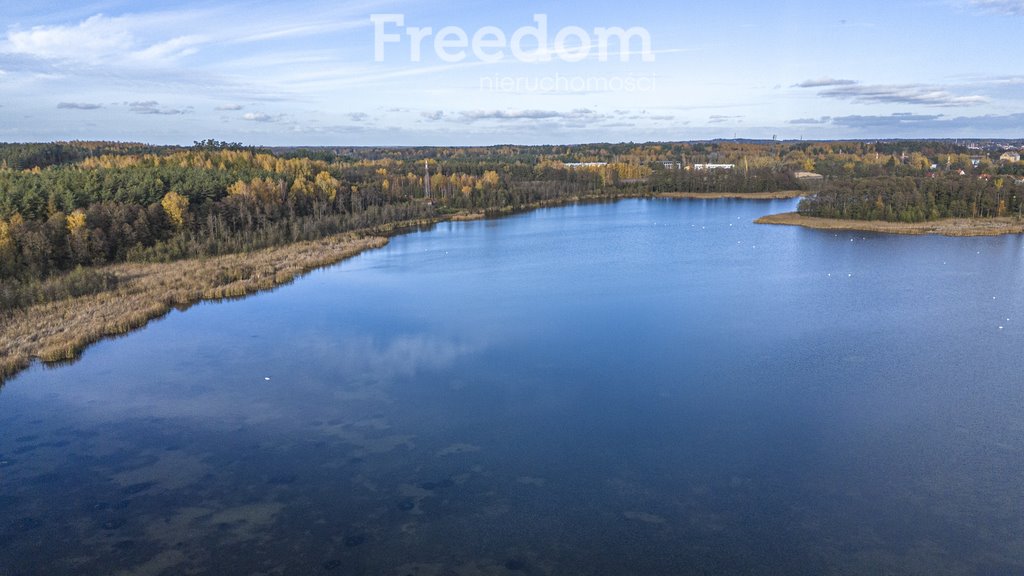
xmin=793 ymin=78 xmax=857 ymax=88
xmin=128 ymin=101 xmax=190 ymax=115
xmin=243 ymin=112 xmax=278 ymax=122
xmin=796 ymin=79 xmax=988 ymax=107
xmin=826 ymin=112 xmax=1024 ymax=133
xmin=129 ymin=35 xmax=206 ymax=63
xmin=788 ymin=116 xmax=832 ymax=125
xmin=6 ymin=14 xmax=133 ymax=63
xmin=965 ymin=0 xmax=1024 ymax=14
xmin=459 ymin=109 xmax=607 ymax=122
xmin=819 ymin=84 xmax=987 ymax=107
xmin=57 ymin=102 xmax=102 ymax=110
xmin=708 ymin=115 xmax=743 ymax=124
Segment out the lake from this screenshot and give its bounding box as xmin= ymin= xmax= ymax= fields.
xmin=2 ymin=198 xmax=1023 ymax=575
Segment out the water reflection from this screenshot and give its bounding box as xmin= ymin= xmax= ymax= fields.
xmin=2 ymin=199 xmax=1023 ymax=575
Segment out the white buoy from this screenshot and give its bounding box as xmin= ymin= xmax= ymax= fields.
xmin=265 ymin=377 xmax=271 ymax=381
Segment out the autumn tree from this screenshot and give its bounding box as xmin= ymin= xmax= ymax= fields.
xmin=161 ymin=191 xmax=189 ymax=230
xmin=0 ymin=218 xmax=16 ymax=277
xmin=312 ymin=171 xmax=339 ymax=219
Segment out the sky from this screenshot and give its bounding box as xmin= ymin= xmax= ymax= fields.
xmin=1 ymin=0 xmax=1023 ymax=145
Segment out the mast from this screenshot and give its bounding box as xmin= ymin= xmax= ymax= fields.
xmin=424 ymin=160 xmax=431 ymax=199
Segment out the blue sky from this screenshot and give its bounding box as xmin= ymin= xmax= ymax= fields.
xmin=1 ymin=0 xmax=1022 ymax=145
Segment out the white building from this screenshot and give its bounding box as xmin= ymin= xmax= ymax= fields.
xmin=692 ymin=163 xmax=735 ymax=171
xmin=794 ymin=171 xmax=824 ymax=180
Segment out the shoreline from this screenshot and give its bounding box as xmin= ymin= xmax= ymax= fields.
xmin=0 ymin=232 xmax=393 ymax=383
xmin=656 ymin=190 xmax=805 ymax=200
xmin=0 ymin=192 xmax=801 ymax=383
xmin=755 ymin=212 xmax=1024 ymax=236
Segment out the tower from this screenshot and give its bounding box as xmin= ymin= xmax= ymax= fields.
xmin=424 ymin=160 xmax=431 ymax=199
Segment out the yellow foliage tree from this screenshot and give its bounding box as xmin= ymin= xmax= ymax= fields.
xmin=227 ymin=179 xmax=250 ymax=196
xmin=314 ymin=171 xmax=339 ymax=203
xmin=250 ymin=177 xmax=281 ymax=205
xmin=0 ymin=219 xmax=12 ymax=253
xmin=0 ymin=219 xmax=14 ymax=273
xmin=161 ymin=191 xmax=189 ymax=229
xmin=290 ymin=177 xmax=312 ymax=197
xmin=66 ymin=209 xmax=87 ymax=235
xmin=480 ymin=170 xmax=500 ymax=189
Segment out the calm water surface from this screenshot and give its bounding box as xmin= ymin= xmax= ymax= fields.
xmin=2 ymin=199 xmax=1023 ymax=575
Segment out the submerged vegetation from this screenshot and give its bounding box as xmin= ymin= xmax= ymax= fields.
xmin=1 ymin=138 xmax=1023 ymax=381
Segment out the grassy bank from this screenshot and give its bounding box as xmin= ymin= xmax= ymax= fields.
xmin=0 ymin=232 xmax=398 ymax=383
xmin=755 ymin=212 xmax=1024 ymax=236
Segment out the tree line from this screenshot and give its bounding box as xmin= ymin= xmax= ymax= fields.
xmin=12 ymin=139 xmax=1019 ymax=310
xmin=798 ymin=176 xmax=1023 ymax=222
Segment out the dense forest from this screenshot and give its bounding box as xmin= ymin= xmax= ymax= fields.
xmin=1 ymin=139 xmax=1022 ymax=311
xmin=797 ymin=176 xmax=1023 ymax=222
xmin=0 ymin=141 xmax=799 ymax=299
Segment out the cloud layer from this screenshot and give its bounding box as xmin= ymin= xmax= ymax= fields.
xmin=1 ymin=2 xmax=1022 ymax=144
xmin=796 ymin=79 xmax=987 ymax=107
xmin=966 ymin=0 xmax=1024 ymax=14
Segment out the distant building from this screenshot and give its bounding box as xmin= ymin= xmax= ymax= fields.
xmin=692 ymin=163 xmax=735 ymax=171
xmin=1000 ymin=151 xmax=1021 ymax=163
xmin=661 ymin=161 xmax=682 ymax=170
xmin=794 ymin=171 xmax=824 ymax=180
xmin=563 ymin=162 xmax=608 ymax=168
xmin=970 ymin=156 xmax=984 ymax=168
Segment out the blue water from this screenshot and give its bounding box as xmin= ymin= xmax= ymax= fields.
xmin=2 ymin=199 xmax=1023 ymax=575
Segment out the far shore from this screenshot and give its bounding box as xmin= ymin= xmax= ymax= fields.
xmin=657 ymin=190 xmax=805 ymax=200
xmin=755 ymin=212 xmax=1024 ymax=237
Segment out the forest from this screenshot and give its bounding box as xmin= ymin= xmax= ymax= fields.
xmin=797 ymin=176 xmax=1023 ymax=222
xmin=1 ymin=139 xmax=1022 ymax=312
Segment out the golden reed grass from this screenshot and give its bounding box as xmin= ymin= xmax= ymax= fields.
xmin=0 ymin=232 xmax=390 ymax=382
xmin=755 ymin=212 xmax=1024 ymax=236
